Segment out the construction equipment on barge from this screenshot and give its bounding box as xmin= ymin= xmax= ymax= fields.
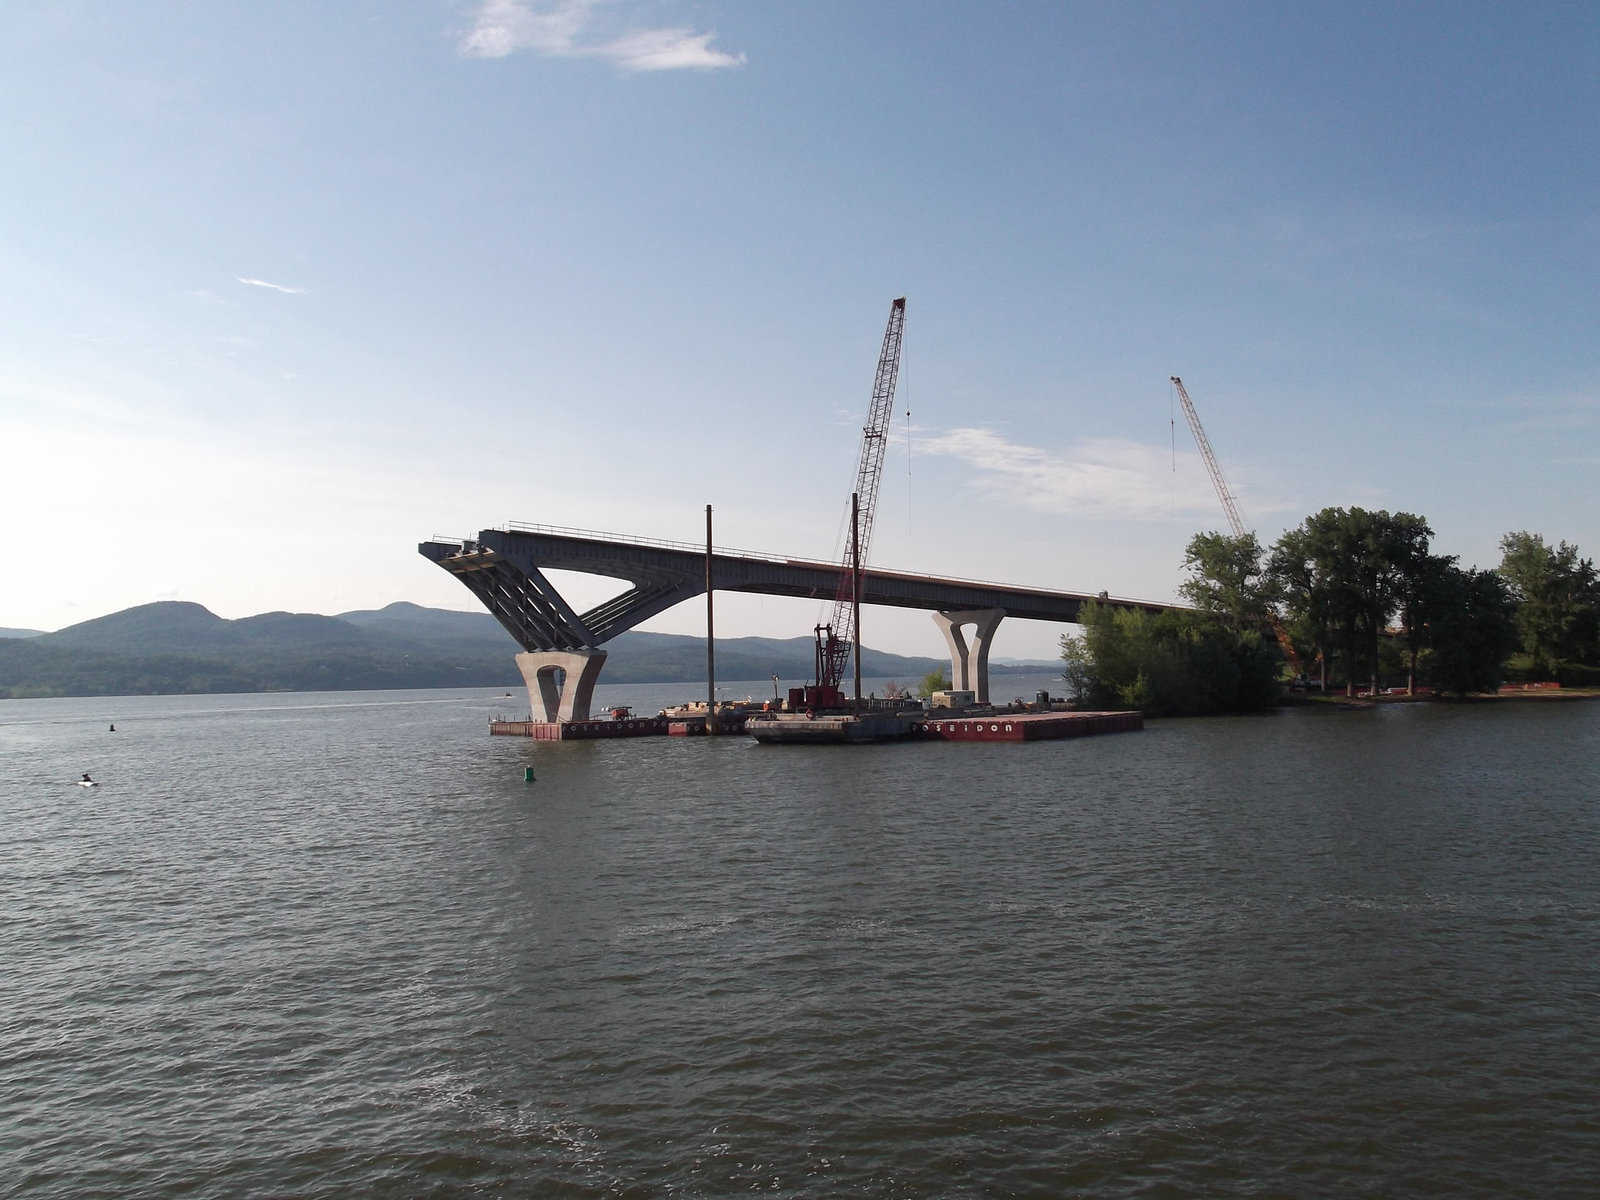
xmin=801 ymin=297 xmax=907 ymax=710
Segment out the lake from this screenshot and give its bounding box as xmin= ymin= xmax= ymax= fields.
xmin=3 ymin=684 xmax=1597 ymax=1197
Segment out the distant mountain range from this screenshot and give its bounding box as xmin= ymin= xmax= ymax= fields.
xmin=0 ymin=600 xmax=1011 ymax=699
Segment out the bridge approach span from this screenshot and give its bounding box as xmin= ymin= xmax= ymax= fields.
xmin=419 ymin=524 xmax=1177 ymax=719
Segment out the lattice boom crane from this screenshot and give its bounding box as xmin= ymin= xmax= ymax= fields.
xmin=816 ymin=297 xmax=907 ymax=698
xmin=1170 ymin=375 xmax=1303 ymax=673
xmin=1171 ymin=376 xmax=1246 ymax=539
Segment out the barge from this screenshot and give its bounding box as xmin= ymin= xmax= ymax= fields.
xmin=912 ymin=710 xmax=1142 ymax=740
xmin=490 ymin=700 xmax=1143 ymax=746
xmin=744 ymin=712 xmax=917 ymax=744
xmin=490 ymin=702 xmax=758 ymax=740
xmin=745 ymin=708 xmax=1143 ymax=744
xmin=489 ymin=715 xmax=670 ymax=740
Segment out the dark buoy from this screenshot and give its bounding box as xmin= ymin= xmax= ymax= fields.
xmin=109 ymin=724 xmax=116 ymax=732
xmin=523 ymin=767 xmax=536 ymax=783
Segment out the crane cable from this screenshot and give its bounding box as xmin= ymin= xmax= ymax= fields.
xmin=1170 ymin=378 xmax=1177 ymax=511
xmin=903 ymin=312 xmax=912 ymax=552
xmin=906 ymin=403 xmax=913 ymax=549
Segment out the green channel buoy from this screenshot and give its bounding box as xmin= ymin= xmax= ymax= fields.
xmin=524 ymin=767 xmax=536 ymax=783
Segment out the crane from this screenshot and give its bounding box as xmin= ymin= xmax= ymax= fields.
xmin=1169 ymin=376 xmax=1303 ymax=673
xmin=1171 ymin=376 xmax=1246 ymax=539
xmin=810 ymin=297 xmax=907 ymax=707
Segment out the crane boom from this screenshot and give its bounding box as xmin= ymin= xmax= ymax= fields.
xmin=1171 ymin=376 xmax=1246 ymax=538
xmin=1170 ymin=375 xmax=1303 ymax=674
xmin=818 ymin=297 xmax=906 ymax=694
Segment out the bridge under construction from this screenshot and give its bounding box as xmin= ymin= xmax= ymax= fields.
xmin=419 ymin=523 xmax=1175 ymax=721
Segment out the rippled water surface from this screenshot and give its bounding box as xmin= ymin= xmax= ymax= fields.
xmin=4 ymin=685 xmax=1598 ymax=1197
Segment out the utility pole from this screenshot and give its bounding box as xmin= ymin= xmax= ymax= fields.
xmin=705 ymin=504 xmax=717 ymax=734
xmin=851 ymin=491 xmax=863 ymax=712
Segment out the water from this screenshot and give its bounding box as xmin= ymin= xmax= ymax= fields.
xmin=3 ymin=685 xmax=1598 ymax=1198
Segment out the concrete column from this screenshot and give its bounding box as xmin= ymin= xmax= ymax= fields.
xmin=932 ymin=608 xmax=1006 ymax=704
xmin=515 ymin=649 xmax=609 ymax=722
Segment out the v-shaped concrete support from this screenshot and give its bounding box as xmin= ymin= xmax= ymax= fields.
xmin=516 ymin=649 xmax=609 ymax=722
xmin=932 ymin=608 xmax=1006 ymax=703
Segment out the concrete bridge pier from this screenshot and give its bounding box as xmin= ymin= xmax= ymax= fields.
xmin=933 ymin=608 xmax=1006 ymax=704
xmin=516 ymin=649 xmax=609 ymax=722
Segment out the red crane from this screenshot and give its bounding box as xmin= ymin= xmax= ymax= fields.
xmin=809 ymin=297 xmax=907 ymax=707
xmin=1170 ymin=375 xmax=1303 ymax=673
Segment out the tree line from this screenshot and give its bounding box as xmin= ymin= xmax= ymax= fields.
xmin=1063 ymin=508 xmax=1600 ymax=715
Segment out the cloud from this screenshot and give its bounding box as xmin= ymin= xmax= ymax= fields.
xmin=459 ymin=0 xmax=591 ymax=57
xmin=919 ymin=427 xmax=1224 ymax=522
xmin=459 ymin=0 xmax=744 ymax=71
xmin=236 ymin=276 xmax=307 ymax=295
xmin=599 ymin=26 xmax=742 ymax=71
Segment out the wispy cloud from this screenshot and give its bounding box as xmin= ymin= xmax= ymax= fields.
xmin=459 ymin=0 xmax=744 ymax=71
xmin=920 ymin=427 xmax=1225 ymax=522
xmin=236 ymin=276 xmax=307 ymax=295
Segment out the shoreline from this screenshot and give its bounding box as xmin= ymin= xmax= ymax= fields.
xmin=1281 ymin=688 xmax=1600 ymax=709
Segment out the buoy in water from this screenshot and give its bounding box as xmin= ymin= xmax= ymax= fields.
xmin=109 ymin=724 xmax=116 ymax=732
xmin=524 ymin=767 xmax=536 ymax=783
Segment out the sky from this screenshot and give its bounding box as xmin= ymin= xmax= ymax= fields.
xmin=2 ymin=1 xmax=1597 ymax=661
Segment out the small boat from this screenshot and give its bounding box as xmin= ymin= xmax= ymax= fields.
xmin=77 ymin=774 xmax=98 ymax=788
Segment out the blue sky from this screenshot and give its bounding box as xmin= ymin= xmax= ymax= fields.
xmin=3 ymin=1 xmax=1596 ymax=659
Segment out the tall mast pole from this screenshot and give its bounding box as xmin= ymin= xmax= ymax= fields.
xmin=705 ymin=504 xmax=716 ymax=734
xmin=851 ymin=491 xmax=862 ymax=712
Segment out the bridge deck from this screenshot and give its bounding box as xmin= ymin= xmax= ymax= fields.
xmin=420 ymin=523 xmax=1176 ymax=654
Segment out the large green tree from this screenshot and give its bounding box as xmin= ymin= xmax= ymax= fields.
xmin=1393 ymin=550 xmax=1457 ymax=695
xmin=1061 ymin=602 xmax=1279 ymax=717
xmin=1265 ymin=524 xmax=1334 ymax=688
xmin=1497 ymin=532 xmax=1599 ymax=680
xmin=1268 ymin=507 xmax=1433 ymax=695
xmin=1421 ymin=567 xmax=1519 ymax=696
xmin=1179 ymin=531 xmax=1275 ymax=629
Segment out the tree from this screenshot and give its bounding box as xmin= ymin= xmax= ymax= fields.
xmin=1060 ymin=632 xmax=1093 ymax=705
xmin=1393 ymin=547 xmax=1455 ymax=695
xmin=916 ymin=667 xmax=952 ymax=699
xmin=1060 ymin=602 xmax=1279 ymax=717
xmin=1179 ymin=531 xmax=1275 ymax=628
xmin=1267 ymin=524 xmax=1334 ymax=689
xmin=1421 ymin=567 xmax=1518 ymax=696
xmin=1268 ymin=507 xmax=1433 ymax=695
xmin=1497 ymin=532 xmax=1600 ymax=680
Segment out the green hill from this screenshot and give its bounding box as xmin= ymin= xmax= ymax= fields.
xmin=0 ymin=602 xmax=949 ymax=699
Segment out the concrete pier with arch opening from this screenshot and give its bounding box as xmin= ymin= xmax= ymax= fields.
xmin=516 ymin=649 xmax=608 ymax=723
xmin=932 ymin=608 xmax=1007 ymax=704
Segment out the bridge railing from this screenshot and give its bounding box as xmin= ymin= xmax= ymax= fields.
xmin=500 ymin=520 xmax=793 ymax=565
xmin=434 ymin=521 xmax=1169 ymax=610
